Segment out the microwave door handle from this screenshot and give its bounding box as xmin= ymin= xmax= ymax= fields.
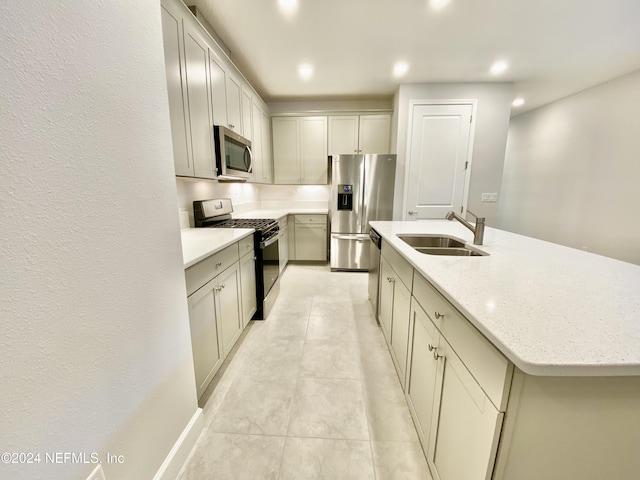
xmin=244 ymin=146 xmax=253 ymax=173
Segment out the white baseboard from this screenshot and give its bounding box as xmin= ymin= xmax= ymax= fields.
xmin=153 ymin=408 xmax=204 ymax=480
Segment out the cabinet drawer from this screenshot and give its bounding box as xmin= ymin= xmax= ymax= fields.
xmin=238 ymin=235 xmax=255 ymax=257
xmin=295 ymin=214 xmax=326 ymax=224
xmin=185 ymin=243 xmax=239 ymax=296
xmin=381 ymin=239 xmax=413 ymax=290
xmin=413 ymin=273 xmax=512 ymax=410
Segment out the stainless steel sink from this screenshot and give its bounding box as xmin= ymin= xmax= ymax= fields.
xmin=397 ymin=235 xmax=466 ymax=249
xmin=415 ymin=247 xmax=485 ymax=257
xmin=397 ymin=235 xmax=488 ymax=257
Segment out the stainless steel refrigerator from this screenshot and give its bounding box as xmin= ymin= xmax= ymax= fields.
xmin=330 ymin=154 xmax=396 ymax=271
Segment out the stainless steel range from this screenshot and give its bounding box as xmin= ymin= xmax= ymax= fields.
xmin=193 ymin=198 xmax=279 ymax=320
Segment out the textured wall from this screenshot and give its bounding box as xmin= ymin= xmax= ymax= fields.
xmin=0 ymin=2 xmax=198 ymax=479
xmin=499 ymin=70 xmax=640 ymax=265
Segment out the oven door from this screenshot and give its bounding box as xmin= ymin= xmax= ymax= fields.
xmin=261 ymin=231 xmax=280 ymax=296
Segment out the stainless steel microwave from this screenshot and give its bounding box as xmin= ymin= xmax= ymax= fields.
xmin=213 ymin=125 xmax=253 ymax=180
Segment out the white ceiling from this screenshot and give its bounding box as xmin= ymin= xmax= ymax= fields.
xmin=189 ymin=0 xmax=640 ymax=114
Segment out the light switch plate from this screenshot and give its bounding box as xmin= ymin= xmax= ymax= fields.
xmin=86 ymin=464 xmax=106 ymax=480
xmin=481 ymin=193 xmax=498 ymax=202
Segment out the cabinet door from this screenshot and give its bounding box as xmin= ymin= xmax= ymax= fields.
xmin=272 ymin=117 xmax=300 ymax=184
xmin=428 ymin=338 xmax=503 ymax=480
xmin=161 ymin=4 xmax=192 ymax=176
xmin=328 ymin=115 xmax=359 ymax=155
xmin=250 ymin=102 xmax=263 ymax=182
xmin=406 ymin=301 xmax=440 ymax=450
xmin=241 ymin=88 xmax=252 ymax=140
xmin=183 ymin=22 xmax=216 ymax=179
xmin=261 ymin=111 xmax=273 ymax=183
xmin=217 ymin=262 xmax=243 ymax=357
xmin=294 ymin=224 xmax=326 ymax=261
xmin=279 ymin=226 xmax=289 ymax=272
xmin=378 ymin=256 xmax=394 ymax=342
xmin=225 ymin=73 xmax=242 ymax=132
xmin=359 ymin=114 xmax=391 ymax=154
xmin=239 ymin=253 xmax=257 ymax=327
xmin=300 ymin=116 xmax=328 ymax=184
xmin=209 ymin=52 xmax=228 ymax=127
xmin=187 ymin=279 xmax=223 ymax=398
xmin=390 ymin=277 xmax=411 ymax=388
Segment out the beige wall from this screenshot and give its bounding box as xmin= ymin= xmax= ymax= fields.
xmin=0 ymin=2 xmax=198 ymax=479
xmin=499 ymin=70 xmax=640 ymax=265
xmin=392 ymin=83 xmax=514 ymax=225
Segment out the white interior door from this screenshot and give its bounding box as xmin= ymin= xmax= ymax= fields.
xmin=405 ymin=103 xmax=473 ymax=219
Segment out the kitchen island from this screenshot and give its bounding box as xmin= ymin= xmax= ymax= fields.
xmin=370 ymin=220 xmax=640 ymax=480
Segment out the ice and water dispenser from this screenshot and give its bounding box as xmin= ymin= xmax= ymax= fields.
xmin=337 ymin=185 xmax=353 ymax=211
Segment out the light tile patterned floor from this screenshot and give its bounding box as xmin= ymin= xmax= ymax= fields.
xmin=178 ymin=264 xmax=432 ymax=480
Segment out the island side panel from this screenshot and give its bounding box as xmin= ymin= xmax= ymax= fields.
xmin=493 ymin=370 xmax=640 ymax=480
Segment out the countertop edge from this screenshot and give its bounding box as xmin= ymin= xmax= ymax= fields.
xmin=182 ymin=228 xmax=254 ymax=269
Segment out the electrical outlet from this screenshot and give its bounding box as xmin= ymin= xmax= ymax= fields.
xmin=481 ymin=193 xmax=498 ymax=202
xmin=86 ymin=464 xmax=106 ymax=480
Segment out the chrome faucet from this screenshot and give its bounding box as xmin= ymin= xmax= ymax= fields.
xmin=445 ymin=210 xmax=485 ymax=245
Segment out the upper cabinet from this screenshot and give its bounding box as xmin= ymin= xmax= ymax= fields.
xmin=160 ymin=0 xmax=271 ymax=183
xmin=225 ymin=73 xmax=242 ymax=133
xmin=182 ymin=19 xmax=216 ymax=179
xmin=251 ymin=100 xmax=273 ymax=184
xmin=272 ymin=116 xmax=328 ymax=185
xmin=328 ymin=114 xmax=391 ymax=155
xmin=161 ymin=1 xmax=192 ymax=177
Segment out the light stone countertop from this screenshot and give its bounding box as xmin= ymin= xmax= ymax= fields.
xmin=180 ymin=209 xmax=328 ymax=268
xmin=181 ymin=228 xmax=254 ymax=269
xmin=370 ymin=220 xmax=640 ymax=377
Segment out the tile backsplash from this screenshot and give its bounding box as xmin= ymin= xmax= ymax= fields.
xmin=176 ymin=178 xmax=330 ymax=227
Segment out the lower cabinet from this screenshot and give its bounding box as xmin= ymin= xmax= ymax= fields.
xmin=239 ymin=250 xmax=257 ymax=328
xmin=187 ymin=278 xmax=223 ymax=399
xmin=185 ymin=237 xmax=254 ymax=399
xmin=293 ymin=215 xmax=327 ymax=261
xmin=217 ymin=262 xmax=243 ymax=357
xmin=406 ymin=300 xmax=503 ymax=480
xmin=379 ymin=254 xmax=412 ymax=388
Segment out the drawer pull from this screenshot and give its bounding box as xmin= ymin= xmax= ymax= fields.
xmin=428 ymin=344 xmax=436 ymax=352
xmin=433 ymin=350 xmax=444 ymax=361
xmin=216 ymin=261 xmax=223 ymax=267
xmin=387 ymin=277 xmax=395 ymax=283
xmin=434 ymin=311 xmax=444 ymax=319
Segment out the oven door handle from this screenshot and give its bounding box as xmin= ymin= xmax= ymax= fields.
xmin=260 ymin=233 xmax=279 ymax=248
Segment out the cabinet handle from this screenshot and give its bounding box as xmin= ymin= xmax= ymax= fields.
xmin=387 ymin=277 xmax=395 ymax=283
xmin=428 ymin=344 xmax=436 ymax=352
xmin=220 ymin=284 xmax=225 ymax=289
xmin=433 ymin=350 xmax=443 ymax=361
xmin=216 ymin=261 xmax=223 ymax=267
xmin=434 ymin=311 xmax=444 ymax=319
xmin=408 ymin=211 xmax=418 ymax=216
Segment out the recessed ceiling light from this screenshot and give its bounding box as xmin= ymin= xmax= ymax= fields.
xmin=490 ymin=60 xmax=508 ymax=75
xmin=298 ymin=63 xmax=313 ymax=80
xmin=512 ymin=98 xmax=525 ymax=107
xmin=429 ymin=0 xmax=450 ymax=10
xmin=279 ymin=0 xmax=297 ymax=7
xmin=393 ymin=62 xmax=409 ymax=78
